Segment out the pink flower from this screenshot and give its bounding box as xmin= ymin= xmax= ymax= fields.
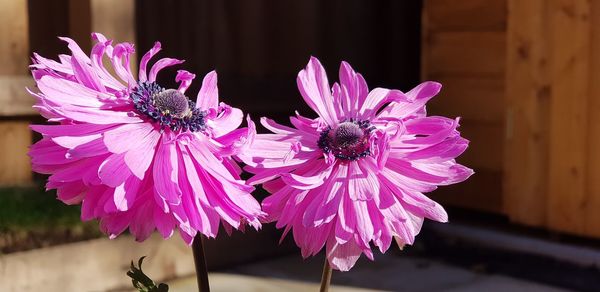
xmin=28 ymin=33 xmax=263 ymax=244
xmin=241 ymin=57 xmax=473 ymax=271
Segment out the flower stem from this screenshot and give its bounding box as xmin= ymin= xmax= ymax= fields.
xmin=319 ymin=258 xmax=332 ymax=292
xmin=192 ymin=234 xmax=210 ymax=292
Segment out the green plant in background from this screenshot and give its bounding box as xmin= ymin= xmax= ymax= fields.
xmin=0 ymin=186 xmax=82 ymax=230
xmin=0 ymin=185 xmax=101 ymax=254
xmin=127 ymin=257 xmax=169 ymax=292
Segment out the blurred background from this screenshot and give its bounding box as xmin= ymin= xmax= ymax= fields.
xmin=1 ymin=0 xmax=600 ymax=291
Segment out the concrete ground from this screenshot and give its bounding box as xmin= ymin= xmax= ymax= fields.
xmin=166 ymin=252 xmax=573 ymax=292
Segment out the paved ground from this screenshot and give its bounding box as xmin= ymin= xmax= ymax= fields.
xmin=166 ymin=252 xmax=573 ymax=292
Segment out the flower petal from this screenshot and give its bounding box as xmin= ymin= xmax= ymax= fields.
xmin=196 ymin=70 xmax=219 ymax=110
xmin=296 ymin=57 xmax=338 ymax=125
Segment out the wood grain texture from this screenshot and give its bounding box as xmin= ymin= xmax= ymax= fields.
xmin=585 ymin=0 xmax=600 ymax=238
xmin=0 ymin=76 xmax=36 ymax=116
xmin=0 ymin=0 xmax=29 ymax=75
xmin=503 ymin=0 xmax=551 ymax=227
xmin=0 ymin=122 xmax=32 ymax=186
xmin=90 ymin=0 xmax=135 ymax=44
xmin=422 ymin=0 xmax=507 ymax=214
xmin=425 ymin=0 xmax=507 ymax=32
xmin=458 ymin=122 xmax=504 ymax=171
xmin=92 ymin=0 xmax=137 ymax=75
xmin=546 ymin=0 xmax=591 ymax=235
xmin=427 ymin=76 xmax=504 ymax=123
xmin=0 ymin=0 xmax=32 ymax=185
xmin=426 ymin=31 xmax=506 ymax=78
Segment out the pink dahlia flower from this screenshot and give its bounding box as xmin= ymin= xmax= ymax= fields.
xmin=28 ymin=33 xmax=262 ymax=244
xmin=241 ymin=57 xmax=473 ymax=271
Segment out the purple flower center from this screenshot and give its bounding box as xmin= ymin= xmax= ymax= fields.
xmin=318 ymin=120 xmax=373 ymax=161
xmin=130 ymin=81 xmax=207 ymax=132
xmin=334 ymin=122 xmax=363 ymax=147
xmin=152 ymin=89 xmax=191 ymax=118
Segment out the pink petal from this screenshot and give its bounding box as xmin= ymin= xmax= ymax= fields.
xmin=71 ymin=53 xmax=106 ymax=92
xmin=103 ymin=123 xmax=156 ymax=154
xmin=37 ymin=75 xmax=106 ymax=108
xmin=98 ymin=153 xmax=133 ymax=187
xmin=49 ymin=103 xmax=143 ymax=124
xmin=196 ymin=70 xmax=219 ymax=110
xmin=113 ymin=175 xmax=142 ymax=211
xmin=148 ymin=58 xmax=184 ymax=82
xmin=208 ymin=104 xmax=243 ymax=137
xmin=139 ymin=41 xmax=162 ymax=82
xmin=296 ymin=57 xmax=338 ymax=126
xmin=346 ymin=160 xmax=380 ymax=201
xmin=176 ymin=70 xmax=196 ymax=93
xmin=326 ymin=237 xmax=363 ymax=271
xmin=359 ymin=88 xmax=407 ymax=120
xmin=281 ymin=161 xmax=333 ymax=190
xmin=124 ymin=129 xmax=161 ymax=179
xmin=260 ymin=117 xmax=296 ymax=134
xmin=352 ymin=200 xmax=374 ymax=246
xmin=152 ymin=141 xmax=182 ymax=207
xmin=31 ymin=124 xmax=114 ymax=136
xmin=378 ymin=81 xmax=442 ymax=120
xmin=338 ymin=61 xmax=368 ymax=117
xmin=110 ymin=43 xmax=137 ymax=86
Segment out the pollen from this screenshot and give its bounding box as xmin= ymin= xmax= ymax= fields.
xmin=317 ymin=119 xmax=373 ymax=161
xmin=333 ymin=122 xmax=364 ymax=147
xmin=131 ymin=81 xmax=207 ymax=132
xmin=152 ymin=89 xmax=191 ymax=118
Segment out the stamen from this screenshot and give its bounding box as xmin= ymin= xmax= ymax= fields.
xmin=131 ymin=81 xmax=207 ymax=133
xmin=152 ymin=89 xmax=190 ymax=118
xmin=317 ymin=120 xmax=373 ymax=161
xmin=334 ymin=122 xmax=363 ymax=147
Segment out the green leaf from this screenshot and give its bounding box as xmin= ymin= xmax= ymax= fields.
xmin=126 ymin=256 xmax=169 ymax=292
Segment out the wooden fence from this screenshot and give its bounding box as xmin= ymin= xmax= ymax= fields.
xmin=0 ymin=0 xmax=34 ymax=185
xmin=423 ymin=0 xmax=600 ymax=238
xmin=0 ymin=0 xmax=135 ymax=186
xmin=423 ymin=0 xmax=507 ymax=214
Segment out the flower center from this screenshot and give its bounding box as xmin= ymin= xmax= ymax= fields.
xmin=152 ymin=89 xmax=191 ymax=118
xmin=318 ymin=120 xmax=373 ymax=161
xmin=334 ymin=122 xmax=363 ymax=147
xmin=130 ymin=81 xmax=207 ymax=132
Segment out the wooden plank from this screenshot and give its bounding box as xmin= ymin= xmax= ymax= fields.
xmin=90 ymin=0 xmax=136 ymax=44
xmin=426 ymin=31 xmax=506 ymax=78
xmin=0 ymin=0 xmax=29 ymax=75
xmin=0 ymin=122 xmax=32 ymax=186
xmin=0 ymin=76 xmax=36 ymax=116
xmin=67 ymin=0 xmax=92 ymax=52
xmin=421 ymin=1 xmax=507 ymax=215
xmin=90 ymin=0 xmax=136 ymax=74
xmin=546 ymin=0 xmax=591 ymax=235
xmin=503 ymin=0 xmax=551 ymax=227
xmin=66 ymin=0 xmax=136 ymax=63
xmin=427 ymin=76 xmax=504 ymax=123
xmin=584 ymin=1 xmax=600 ymax=238
xmin=458 ymin=122 xmax=504 ymax=171
xmin=424 ymin=0 xmax=507 ymax=32
xmin=0 ymin=0 xmax=32 ymax=185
